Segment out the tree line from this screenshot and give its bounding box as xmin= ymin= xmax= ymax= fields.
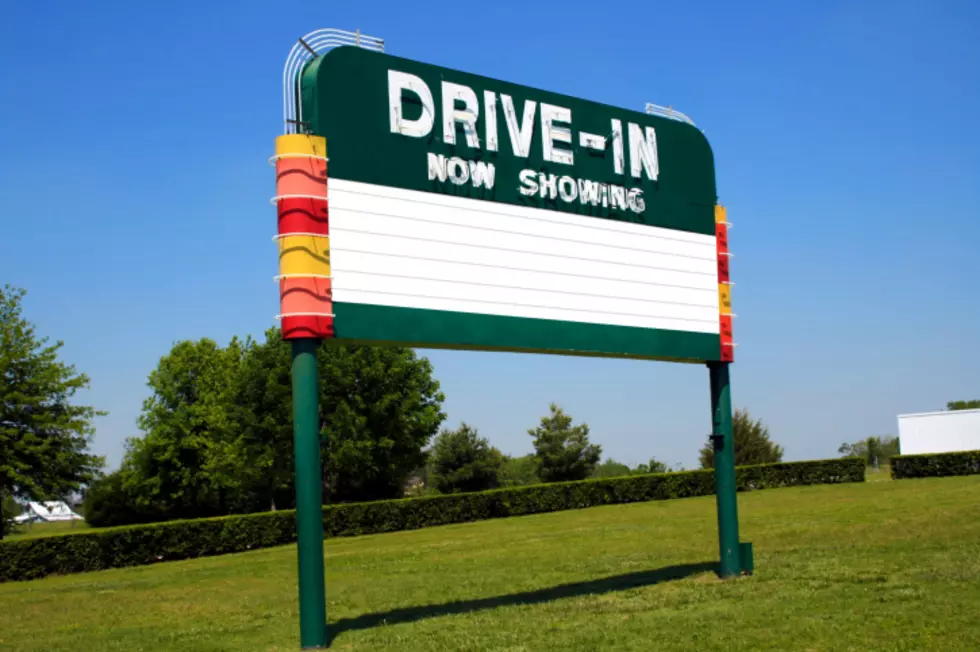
xmin=423 ymin=405 xmax=787 ymax=495
xmin=10 ymin=283 xmax=967 ymax=536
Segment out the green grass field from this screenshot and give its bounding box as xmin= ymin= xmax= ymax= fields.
xmin=2 ymin=475 xmax=978 ymax=652
xmin=5 ymin=520 xmax=91 ymax=541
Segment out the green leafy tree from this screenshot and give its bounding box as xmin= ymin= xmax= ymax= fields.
xmin=429 ymin=423 xmax=503 ymax=493
xmin=232 ymin=328 xmax=294 ymax=511
xmin=86 ymin=330 xmax=446 ymax=526
xmin=838 ymin=436 xmax=900 ymax=465
xmin=633 ymin=457 xmax=671 ymax=475
xmin=124 ymin=338 xmax=248 ymax=520
xmin=699 ymin=408 xmax=783 ymax=469
xmin=529 ymin=404 xmax=601 ymax=482
xmin=84 ymin=469 xmax=147 ymax=526
xmin=319 ymin=342 xmax=446 ymax=502
xmin=0 ymin=285 xmax=104 ymax=538
xmin=592 ymin=459 xmax=632 ymax=478
xmin=206 ymin=329 xmax=447 ymax=505
xmin=499 ymin=454 xmax=539 ymax=487
xmin=947 ymin=399 xmax=980 ymax=411
xmin=2 ymin=493 xmax=21 ymax=536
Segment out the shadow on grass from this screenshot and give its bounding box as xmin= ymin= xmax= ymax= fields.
xmin=328 ymin=561 xmax=716 ymax=642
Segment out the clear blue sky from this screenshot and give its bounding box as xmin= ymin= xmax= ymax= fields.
xmin=2 ymin=0 xmax=978 ymax=471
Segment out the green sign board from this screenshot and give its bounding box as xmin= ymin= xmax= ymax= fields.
xmin=299 ymin=46 xmax=729 ymax=362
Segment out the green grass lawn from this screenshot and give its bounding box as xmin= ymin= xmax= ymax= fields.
xmin=5 ymin=520 xmax=91 ymax=541
xmin=1 ymin=475 xmax=978 ymax=652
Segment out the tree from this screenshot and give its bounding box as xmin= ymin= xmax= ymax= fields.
xmin=2 ymin=493 xmax=21 ymax=536
xmin=699 ymin=408 xmax=783 ymax=469
xmin=633 ymin=457 xmax=671 ymax=475
xmin=499 ymin=454 xmax=539 ymax=487
xmin=529 ymin=404 xmax=601 ymax=482
xmin=429 ymin=423 xmax=503 ymax=493
xmin=0 ymin=285 xmax=104 ymax=538
xmin=232 ymin=328 xmax=294 ymax=512
xmin=86 ymin=329 xmax=447 ymax=526
xmin=838 ymin=436 xmax=900 ymax=466
xmin=318 ymin=342 xmax=446 ymax=503
xmin=125 ymin=337 xmax=248 ymax=520
xmin=84 ymin=469 xmax=147 ymax=527
xmin=592 ymin=459 xmax=632 ymax=478
xmin=947 ymin=400 xmax=980 ymax=411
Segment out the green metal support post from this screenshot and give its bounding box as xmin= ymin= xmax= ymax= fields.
xmin=708 ymin=361 xmax=743 ymax=578
xmin=291 ymin=338 xmax=327 ymax=648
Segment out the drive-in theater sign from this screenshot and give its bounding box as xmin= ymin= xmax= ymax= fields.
xmin=272 ymin=28 xmax=748 ymax=649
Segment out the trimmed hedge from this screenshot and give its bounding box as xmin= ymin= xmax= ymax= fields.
xmin=0 ymin=457 xmax=864 ymax=582
xmin=891 ymin=450 xmax=980 ymax=479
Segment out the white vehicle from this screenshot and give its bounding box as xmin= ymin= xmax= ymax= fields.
xmin=12 ymin=501 xmax=84 ymax=525
xmin=897 ymin=409 xmax=980 ymax=456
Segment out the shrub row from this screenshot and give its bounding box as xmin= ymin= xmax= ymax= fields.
xmin=0 ymin=457 xmax=864 ymax=582
xmin=891 ymin=450 xmax=980 ymax=479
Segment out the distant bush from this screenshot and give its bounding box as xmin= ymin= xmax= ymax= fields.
xmin=838 ymin=436 xmax=900 ymax=466
xmin=891 ymin=451 xmax=980 ymax=479
xmin=0 ymin=457 xmax=864 ymax=582
xmin=699 ymin=408 xmax=783 ymax=469
xmin=429 ymin=423 xmax=503 ymax=494
xmin=499 ymin=455 xmax=538 ymax=487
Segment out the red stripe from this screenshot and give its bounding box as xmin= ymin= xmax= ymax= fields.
xmin=715 ymin=222 xmax=729 ymax=255
xmin=717 ymin=256 xmax=730 ymax=284
xmin=282 ymin=315 xmax=334 ymax=340
xmin=278 ymin=197 xmax=329 ymax=235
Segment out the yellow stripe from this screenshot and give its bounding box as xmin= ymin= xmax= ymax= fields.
xmin=718 ymin=284 xmax=732 ymax=314
xmin=275 ymin=134 xmax=327 ymax=158
xmin=715 ymin=205 xmax=727 ymax=224
xmin=279 ymin=235 xmax=331 ymax=276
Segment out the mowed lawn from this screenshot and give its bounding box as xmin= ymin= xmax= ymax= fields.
xmin=5 ymin=520 xmax=91 ymax=541
xmin=2 ymin=476 xmax=979 ymax=652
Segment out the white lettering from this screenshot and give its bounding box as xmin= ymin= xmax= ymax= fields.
xmin=628 ymin=188 xmax=645 ymax=213
xmin=468 ymin=160 xmax=496 ymax=189
xmin=540 ymin=103 xmax=573 ymax=165
xmin=611 ymin=185 xmax=628 ymax=211
xmin=578 ymin=179 xmax=601 ymax=206
xmin=442 ymin=82 xmax=480 ymax=148
xmin=483 ymin=91 xmax=498 ymax=152
xmin=611 ymin=119 xmax=624 ymax=175
xmin=447 ymin=157 xmax=470 ymax=185
xmin=427 ymin=152 xmax=447 ymax=182
xmin=600 ymin=184 xmax=609 ymax=208
xmin=388 ymin=70 xmax=434 ymax=138
xmin=518 ymin=169 xmax=538 ymax=196
xmin=501 ymin=94 xmax=536 ymax=158
xmin=558 ymin=176 xmax=578 ymax=202
xmin=538 ymin=173 xmax=558 ymax=200
xmin=628 ymin=123 xmax=659 ymax=180
xmin=579 ymin=132 xmax=606 ymax=151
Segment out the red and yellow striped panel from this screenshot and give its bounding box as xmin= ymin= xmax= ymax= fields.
xmin=715 ymin=205 xmax=734 ymax=362
xmin=274 ymin=134 xmax=332 ymax=340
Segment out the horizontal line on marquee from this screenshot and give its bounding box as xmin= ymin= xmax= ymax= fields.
xmin=332 ymin=268 xmax=718 ymax=309
xmin=334 ymin=289 xmax=720 ymax=327
xmin=332 ymin=227 xmax=718 ymax=278
xmin=330 ymin=204 xmax=716 ymax=263
xmin=330 ymin=179 xmax=715 ymax=246
xmin=333 ymin=247 xmax=717 ymax=293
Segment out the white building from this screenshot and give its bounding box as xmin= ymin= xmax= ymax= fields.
xmin=897 ymin=409 xmax=980 ymax=456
